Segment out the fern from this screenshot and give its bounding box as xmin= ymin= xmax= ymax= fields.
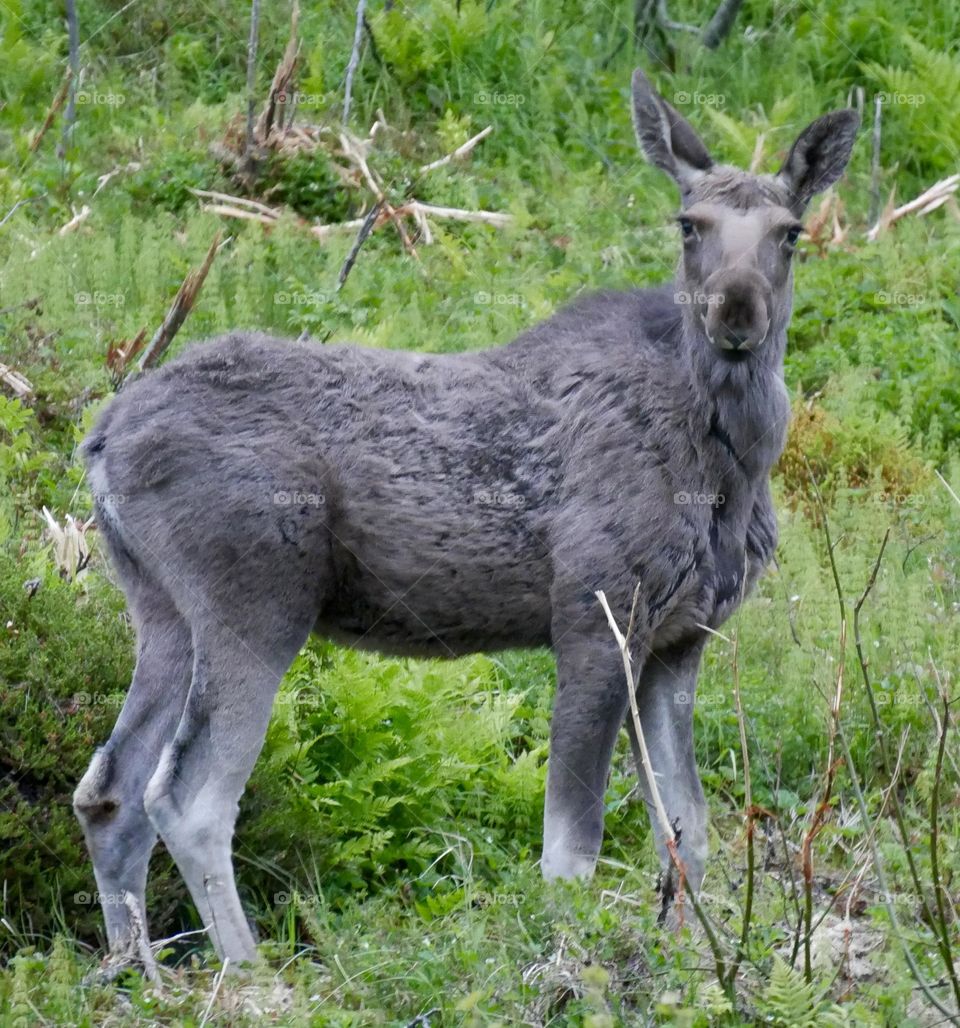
xmin=757 ymin=957 xmax=853 ymax=1027
xmin=862 ymin=36 xmax=960 ymax=174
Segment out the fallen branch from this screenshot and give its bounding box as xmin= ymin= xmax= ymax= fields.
xmin=867 ymin=174 xmax=959 ymax=241
xmin=338 ymin=199 xmax=383 ymax=288
xmin=418 ymin=126 xmax=493 ymax=174
xmin=93 ymin=161 xmax=142 ymax=197
xmin=58 ymin=205 xmax=90 ymax=235
xmin=0 ymin=363 xmax=35 ymax=400
xmin=190 ymin=188 xmax=283 ymax=218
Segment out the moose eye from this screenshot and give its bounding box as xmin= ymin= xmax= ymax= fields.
xmin=678 ymin=217 xmax=696 ymax=240
xmin=784 ymin=224 xmax=803 ymax=247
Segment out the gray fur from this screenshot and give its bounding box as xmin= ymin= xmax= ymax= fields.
xmin=74 ymin=71 xmax=858 ymax=964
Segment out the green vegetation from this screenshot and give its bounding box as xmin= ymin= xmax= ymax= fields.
xmin=1 ymin=0 xmax=959 ymax=1023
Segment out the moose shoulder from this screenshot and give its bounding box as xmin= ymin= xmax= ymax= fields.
xmin=74 ymin=70 xmax=858 ymax=967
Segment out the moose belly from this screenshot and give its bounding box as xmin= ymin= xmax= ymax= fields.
xmin=316 ymin=514 xmax=553 ymax=657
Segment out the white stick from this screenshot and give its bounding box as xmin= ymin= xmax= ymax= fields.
xmin=595 ymin=590 xmax=676 ymax=845
xmin=191 ymin=188 xmax=280 ymax=217
xmin=419 ymin=125 xmax=494 ymax=174
xmin=199 ymin=957 xmax=230 ymax=1026
xmin=405 ymin=200 xmax=511 ymax=227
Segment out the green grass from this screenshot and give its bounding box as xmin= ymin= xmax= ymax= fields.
xmin=1 ymin=0 xmax=960 ymax=1023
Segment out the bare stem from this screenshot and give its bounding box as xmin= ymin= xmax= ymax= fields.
xmin=726 ymin=606 xmax=755 ymax=987
xmin=596 ymin=589 xmax=729 ymax=993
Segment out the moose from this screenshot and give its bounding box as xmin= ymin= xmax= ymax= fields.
xmin=74 ymin=69 xmax=858 ymax=966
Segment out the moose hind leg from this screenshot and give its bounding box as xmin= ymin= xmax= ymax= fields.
xmin=629 ymin=638 xmax=709 ymax=906
xmin=142 ymin=614 xmax=313 ymax=964
xmin=73 ymin=583 xmax=193 ymax=958
xmin=542 ymin=632 xmax=628 ymax=881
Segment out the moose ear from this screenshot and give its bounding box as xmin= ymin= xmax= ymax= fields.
xmin=631 ymin=69 xmax=713 ymax=197
xmin=777 ymin=109 xmax=860 ymax=214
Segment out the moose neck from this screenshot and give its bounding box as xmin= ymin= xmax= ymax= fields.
xmin=679 ymin=301 xmax=791 ymax=483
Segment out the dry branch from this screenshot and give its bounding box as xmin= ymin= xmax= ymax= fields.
xmin=93 ymin=161 xmax=142 ymax=197
xmin=106 ymin=327 xmax=147 ymax=384
xmin=866 ymin=174 xmax=959 ymax=241
xmin=418 ymin=126 xmax=493 ymax=174
xmin=0 ymin=363 xmax=34 ymax=400
xmin=58 ymin=205 xmax=90 ymax=235
xmin=135 ymin=232 xmax=222 ymax=375
xmin=41 ymin=507 xmax=94 ymax=582
xmin=29 ymin=67 xmax=73 ymax=155
xmin=254 ymin=1 xmax=300 ymax=143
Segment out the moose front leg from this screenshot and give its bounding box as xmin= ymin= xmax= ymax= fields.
xmin=627 ymin=637 xmax=709 ymax=906
xmin=542 ymin=632 xmax=630 ymax=881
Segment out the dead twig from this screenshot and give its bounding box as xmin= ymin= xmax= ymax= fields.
xmin=338 ymin=199 xmax=383 ymax=288
xmin=596 ymin=588 xmax=730 ymax=995
xmin=198 ymin=957 xmax=230 ymax=1026
xmin=812 ymin=480 xmax=960 ymax=1020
